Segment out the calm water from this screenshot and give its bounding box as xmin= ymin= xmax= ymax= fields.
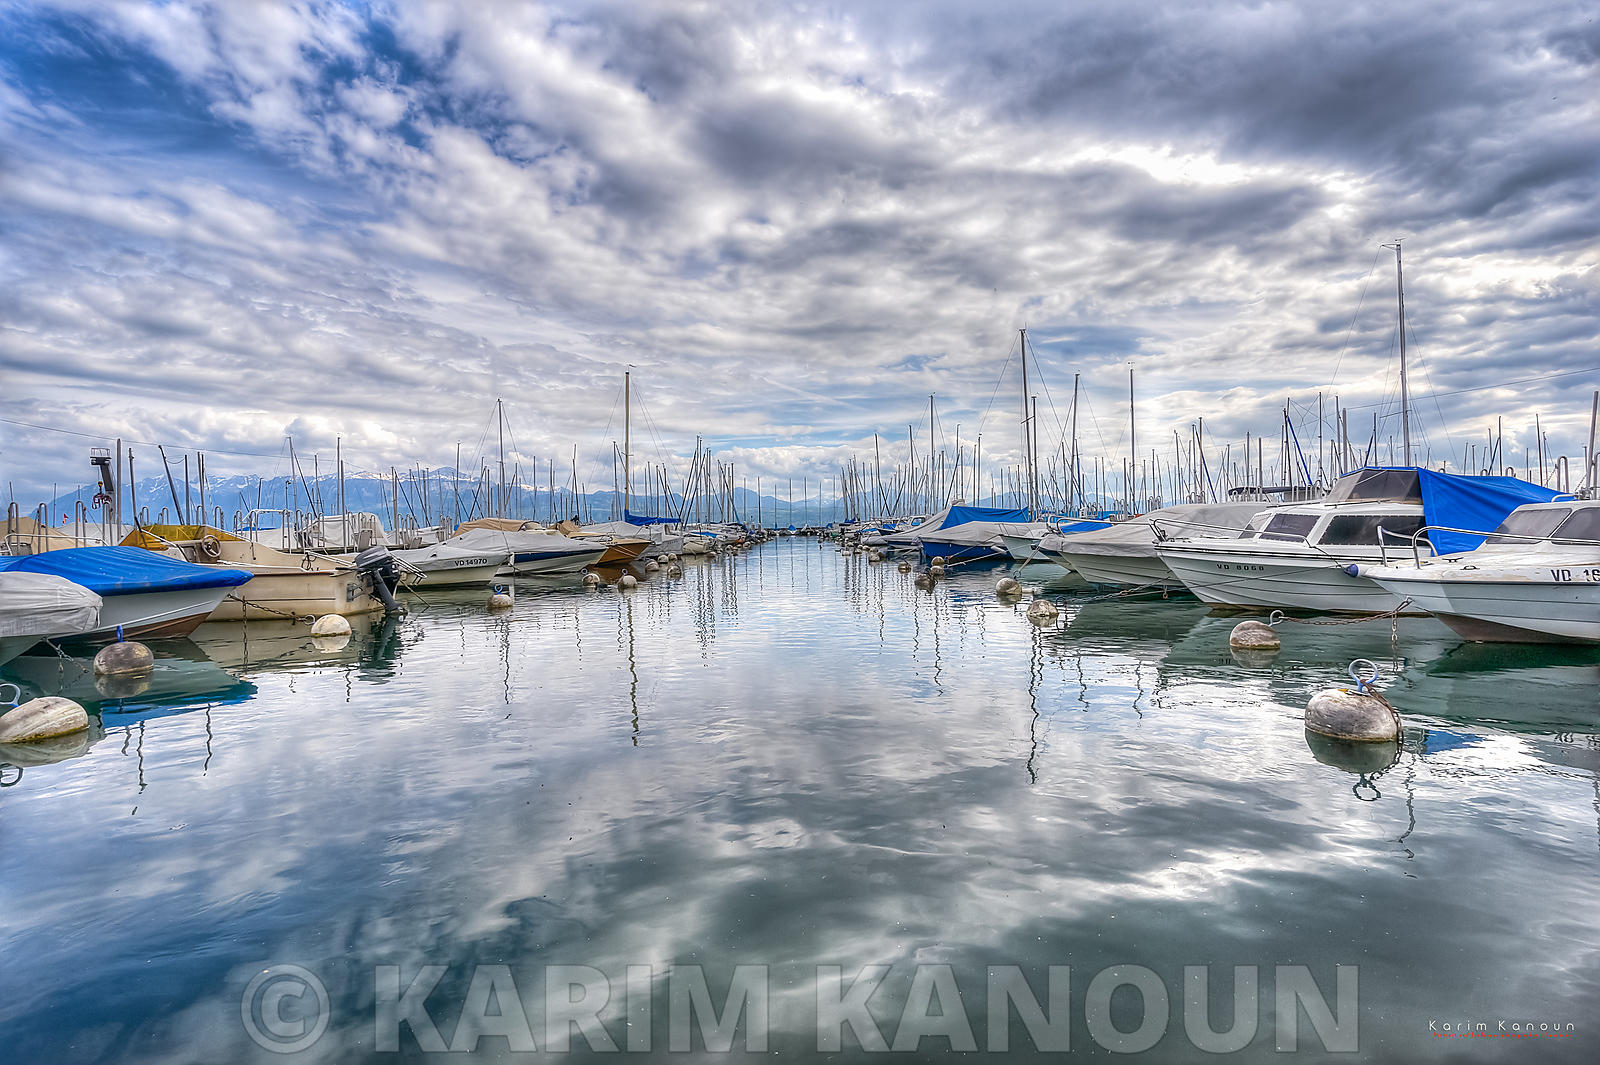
xmin=2 ymin=539 xmax=1596 ymax=1063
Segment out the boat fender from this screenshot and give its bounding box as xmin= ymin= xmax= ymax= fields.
xmin=93 ymin=640 xmax=154 ymax=677
xmin=996 ymin=577 xmax=1023 ymax=598
xmin=311 ymin=614 xmax=352 ymax=638
xmin=1026 ymin=598 xmax=1059 ymax=624
xmin=619 ymin=574 xmax=638 ymax=589
xmin=488 ymin=593 xmax=514 ymax=611
xmin=1344 ymin=564 xmax=1362 ymax=577
xmin=1305 ymin=660 xmax=1400 ymax=742
xmin=0 ymin=696 xmax=89 ymax=744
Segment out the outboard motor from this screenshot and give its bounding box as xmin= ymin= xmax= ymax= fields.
xmin=354 ymin=545 xmax=404 ymax=615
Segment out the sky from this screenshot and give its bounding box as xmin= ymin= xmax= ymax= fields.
xmin=1 ymin=0 xmax=1597 ymax=507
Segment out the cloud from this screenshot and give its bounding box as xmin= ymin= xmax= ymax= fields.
xmin=2 ymin=0 xmax=1597 ymax=507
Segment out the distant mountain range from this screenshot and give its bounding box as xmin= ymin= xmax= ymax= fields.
xmin=28 ymin=468 xmax=900 ymax=530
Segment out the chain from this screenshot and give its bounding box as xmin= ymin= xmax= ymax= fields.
xmin=1267 ymin=598 xmax=1414 ymax=628
xmin=226 ymin=594 xmax=315 ymax=625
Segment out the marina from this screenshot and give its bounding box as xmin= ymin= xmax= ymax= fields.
xmin=2 ymin=539 xmax=1597 ymax=1061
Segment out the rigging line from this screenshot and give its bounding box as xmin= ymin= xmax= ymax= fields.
xmin=1329 ymin=245 xmax=1387 ymax=387
xmin=975 ymin=332 xmax=1019 ymax=438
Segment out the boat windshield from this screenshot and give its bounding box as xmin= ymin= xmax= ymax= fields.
xmin=1324 ymin=468 xmax=1423 ymax=505
xmin=1550 ymin=507 xmax=1600 ymax=545
xmin=1484 ymin=507 xmax=1571 ymax=545
xmin=1257 ymin=513 xmax=1319 ymax=542
xmin=1235 ymin=512 xmax=1274 ymax=539
xmin=1316 ymin=513 xmax=1426 ymax=547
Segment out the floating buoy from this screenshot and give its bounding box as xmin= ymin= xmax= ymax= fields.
xmin=868 ymin=550 xmax=883 ymax=563
xmin=1305 ymin=660 xmax=1400 ymax=742
xmin=311 ymin=614 xmax=352 ymax=638
xmin=1026 ymin=598 xmax=1059 ymax=624
xmin=666 ymin=564 xmax=683 ymax=578
xmin=583 ymin=572 xmax=602 ymax=586
xmin=1228 ymin=619 xmax=1280 ymax=651
xmin=644 ymin=560 xmax=661 ymax=572
xmin=931 ymin=556 xmax=947 ymax=567
xmin=929 ymin=565 xmax=945 ymax=579
xmin=996 ymin=577 xmax=1023 ymax=598
xmin=619 ymin=573 xmax=638 ymax=589
xmin=488 ymin=592 xmax=514 ymax=610
xmin=897 ymin=560 xmax=912 ymax=572
xmin=0 ymin=697 xmax=89 ymax=744
xmin=92 ymin=640 xmax=153 ymax=676
xmin=913 ymin=572 xmax=936 ymax=590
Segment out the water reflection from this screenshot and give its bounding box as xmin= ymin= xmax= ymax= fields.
xmin=0 ymin=540 xmax=1594 ymax=1063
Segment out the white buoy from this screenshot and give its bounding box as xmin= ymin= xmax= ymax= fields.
xmin=644 ymin=559 xmax=661 ymax=572
xmin=488 ymin=592 xmax=514 ymax=610
xmin=666 ymin=564 xmax=683 ymax=578
xmin=311 ymin=614 xmax=352 ymax=638
xmin=1228 ymin=619 xmax=1280 ymax=650
xmin=929 ymin=564 xmax=945 ymax=579
xmin=0 ymin=697 xmax=89 ymax=744
xmin=897 ymin=560 xmax=912 ymax=572
xmin=996 ymin=576 xmax=1023 ymax=598
xmin=1026 ymin=598 xmax=1059 ymax=624
xmin=868 ymin=550 xmax=883 ymax=563
xmin=92 ymin=640 xmax=153 ymax=676
xmin=931 ymin=556 xmax=947 ymax=567
xmin=583 ymin=572 xmax=602 ymax=586
xmin=619 ymin=573 xmax=638 ymax=589
xmin=1306 ymin=661 xmax=1400 ymax=742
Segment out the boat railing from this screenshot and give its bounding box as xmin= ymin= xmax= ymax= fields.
xmin=1378 ymin=523 xmax=1600 ymax=567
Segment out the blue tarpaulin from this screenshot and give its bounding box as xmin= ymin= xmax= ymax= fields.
xmin=0 ymin=547 xmax=253 ymax=595
xmin=939 ymin=506 xmax=1031 ymax=529
xmin=623 ymin=511 xmax=678 ymax=526
xmin=1413 ymin=469 xmax=1566 ymax=553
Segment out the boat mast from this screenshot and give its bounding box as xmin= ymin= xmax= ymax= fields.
xmin=623 ymin=370 xmax=630 ymax=519
xmin=1019 ymin=328 xmax=1033 ymax=515
xmin=496 ymin=397 xmax=507 ymax=518
xmin=1383 ymin=241 xmax=1412 ymax=466
xmin=1128 ymin=366 xmax=1136 ymax=512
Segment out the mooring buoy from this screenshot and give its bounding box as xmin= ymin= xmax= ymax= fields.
xmin=1229 ymin=618 xmax=1281 ymax=651
xmin=1305 ymin=660 xmax=1400 ymax=742
xmin=666 ymin=564 xmax=683 ymax=578
xmin=913 ymin=572 xmax=935 ymax=590
xmin=488 ymin=592 xmax=514 ymax=610
xmin=996 ymin=576 xmax=1023 ymax=598
xmin=929 ymin=564 xmax=946 ymax=579
xmin=0 ymin=695 xmax=89 ymax=744
xmin=897 ymin=560 xmax=912 ymax=572
xmin=619 ymin=573 xmax=638 ymax=589
xmin=930 ymin=556 xmax=947 ymax=567
xmin=1026 ymin=598 xmax=1059 ymax=624
xmin=644 ymin=559 xmax=661 ymax=572
xmin=93 ymin=640 xmax=154 ymax=676
xmin=310 ymin=614 xmax=352 ymax=638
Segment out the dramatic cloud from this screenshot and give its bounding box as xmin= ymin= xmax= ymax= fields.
xmin=1 ymin=0 xmax=1596 ymax=507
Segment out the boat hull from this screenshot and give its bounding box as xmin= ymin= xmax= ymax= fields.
xmin=998 ymin=533 xmax=1044 ymax=562
xmin=209 ymin=568 xmax=386 ymax=622
xmin=503 ymin=547 xmax=609 ymax=576
xmin=1365 ymin=572 xmax=1600 ymax=644
xmin=918 ymin=539 xmax=1005 ymax=562
xmin=1054 ymin=550 xmax=1181 ymax=591
xmin=1158 ymin=545 xmax=1411 ymax=614
xmin=82 ymin=587 xmax=234 ymax=642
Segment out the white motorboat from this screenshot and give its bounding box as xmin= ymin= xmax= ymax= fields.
xmin=446 ymin=521 xmax=607 ymax=576
xmin=392 ymin=542 xmax=511 ymax=589
xmin=1155 ymin=467 xmax=1561 ymax=614
xmin=0 ymin=572 xmax=102 ymax=664
xmin=996 ymin=523 xmax=1054 ymax=562
xmin=1355 ymin=499 xmax=1600 ymax=643
xmin=1050 ymin=502 xmax=1267 ymax=590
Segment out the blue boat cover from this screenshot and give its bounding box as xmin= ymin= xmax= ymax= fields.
xmin=1414 ymin=469 xmax=1566 ymax=553
xmin=939 ymin=505 xmax=1032 ymax=529
xmin=0 ymin=547 xmax=253 ymax=595
xmin=1058 ymin=518 xmax=1115 ymax=535
xmin=623 ymin=511 xmax=677 ymax=526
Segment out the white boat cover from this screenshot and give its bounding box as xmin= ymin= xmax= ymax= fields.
xmin=444 ymin=526 xmax=600 ymax=556
xmin=0 ymin=572 xmax=102 ymax=639
xmin=1060 ymin=503 xmax=1265 ymax=558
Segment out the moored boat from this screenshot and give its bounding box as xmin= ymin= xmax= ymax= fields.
xmin=0 ymin=573 xmax=103 ymax=664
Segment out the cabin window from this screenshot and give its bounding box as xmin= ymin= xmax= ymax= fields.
xmin=1318 ymin=513 xmax=1426 ymax=546
xmin=1324 ymin=469 xmax=1423 ymax=505
xmin=1550 ymin=508 xmax=1600 ymax=544
xmin=1485 ymin=507 xmax=1571 ymax=545
xmin=1258 ymin=513 xmax=1319 ymax=542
